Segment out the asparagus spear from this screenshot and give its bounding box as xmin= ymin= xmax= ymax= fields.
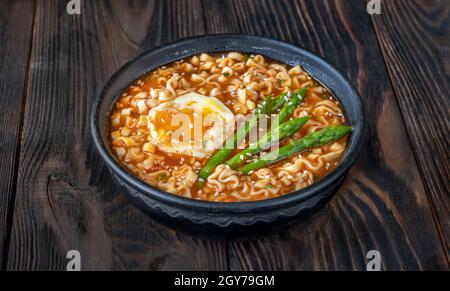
xmin=197 ymin=94 xmax=287 ymax=186
xmin=225 ymin=88 xmax=308 ymax=169
xmin=238 ymin=125 xmax=353 ymax=175
xmin=270 ymin=92 xmax=290 ymax=112
xmin=226 ymin=116 xmax=310 ymax=169
xmin=272 ymin=87 xmax=308 ymax=125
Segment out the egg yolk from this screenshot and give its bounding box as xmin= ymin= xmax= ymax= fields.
xmin=151 ymin=107 xmax=215 ymax=148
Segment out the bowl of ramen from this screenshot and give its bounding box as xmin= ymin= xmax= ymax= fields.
xmin=91 ymin=35 xmax=364 ymax=231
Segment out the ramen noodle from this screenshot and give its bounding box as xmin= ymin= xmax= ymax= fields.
xmin=108 ymin=52 xmax=349 ymax=202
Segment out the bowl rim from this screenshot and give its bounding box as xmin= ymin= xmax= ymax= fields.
xmin=91 ymin=34 xmax=365 ymax=214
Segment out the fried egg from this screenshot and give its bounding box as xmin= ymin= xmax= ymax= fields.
xmin=148 ymin=92 xmax=235 ymax=158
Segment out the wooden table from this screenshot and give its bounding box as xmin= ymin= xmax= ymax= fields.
xmin=0 ymin=0 xmax=448 ymax=271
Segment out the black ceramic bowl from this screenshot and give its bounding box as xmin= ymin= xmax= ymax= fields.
xmin=91 ymin=35 xmax=364 ymax=233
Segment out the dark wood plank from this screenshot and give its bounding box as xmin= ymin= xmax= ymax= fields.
xmin=0 ymin=0 xmax=35 ymax=268
xmin=369 ymin=0 xmax=450 ymax=258
xmin=7 ymin=0 xmax=227 ymax=271
xmin=201 ymin=0 xmax=448 ymax=270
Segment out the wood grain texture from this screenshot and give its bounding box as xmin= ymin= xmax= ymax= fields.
xmin=369 ymin=0 xmax=450 ymax=257
xmin=3 ymin=0 xmax=448 ymax=271
xmin=6 ymin=0 xmax=227 ymax=271
xmin=0 ymin=0 xmax=35 ymax=268
xmin=201 ymin=0 xmax=448 ymax=270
